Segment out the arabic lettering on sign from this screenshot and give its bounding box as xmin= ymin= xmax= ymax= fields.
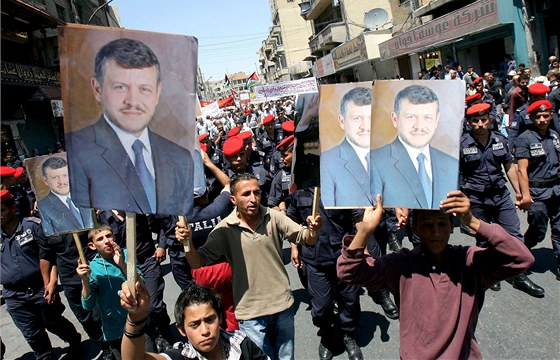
xmin=1 ymin=61 xmax=60 ymax=85
xmin=378 ymin=0 xmax=498 ymax=60
xmin=332 ymin=34 xmax=368 ymax=70
xmin=254 ymin=78 xmax=319 ymax=98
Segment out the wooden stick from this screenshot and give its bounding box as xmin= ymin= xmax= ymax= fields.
xmin=178 ymin=215 xmax=190 ymax=252
xmin=312 ymin=187 xmax=320 ymax=218
xmin=126 ymin=212 xmax=137 ymax=299
xmin=310 ymin=187 xmax=320 ymax=239
xmin=72 ymin=233 xmax=87 ymax=265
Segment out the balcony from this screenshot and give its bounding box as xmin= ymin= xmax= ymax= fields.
xmin=309 ymin=22 xmax=347 ymax=56
xmin=289 ymin=61 xmax=311 ymax=77
xmin=305 ymin=0 xmax=332 ymax=21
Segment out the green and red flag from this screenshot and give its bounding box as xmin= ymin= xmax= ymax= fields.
xmin=245 ymin=72 xmax=259 ymax=89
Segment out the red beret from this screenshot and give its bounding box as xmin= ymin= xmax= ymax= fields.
xmin=0 ymin=166 xmax=16 ymax=178
xmin=238 ymin=131 xmax=252 ymax=141
xmin=198 ymin=133 xmax=209 ymax=142
xmin=263 ymin=115 xmax=275 ymax=125
xmin=527 ymin=100 xmax=552 ymax=115
xmin=465 ymin=93 xmax=482 ymax=104
xmin=245 ymin=109 xmax=251 ymax=115
xmin=466 ymin=103 xmax=491 ymax=116
xmin=14 ymin=167 xmax=25 ymax=178
xmin=528 ymin=83 xmax=550 ymax=95
xmin=199 ymin=143 xmax=208 ymax=153
xmin=276 ymin=135 xmax=295 ymax=152
xmin=0 ymin=189 xmax=12 ymax=202
xmin=472 ymin=77 xmax=483 ymax=85
xmin=282 ymin=120 xmax=295 ymax=133
xmin=222 ymin=136 xmax=244 ymax=156
xmin=228 ymin=127 xmax=241 ymax=138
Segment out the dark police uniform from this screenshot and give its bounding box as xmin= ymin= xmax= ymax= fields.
xmin=267 ymin=168 xmax=291 ymax=208
xmin=510 ymin=104 xmax=560 ymax=151
xmin=256 ymin=128 xmax=282 ymax=173
xmin=1 ymin=217 xmax=80 ymax=360
xmin=38 ymin=231 xmax=105 ymax=345
xmin=515 ymin=127 xmax=560 ymax=258
xmin=287 ymin=189 xmax=361 ymax=344
xmin=460 ymin=131 xmax=523 ymax=243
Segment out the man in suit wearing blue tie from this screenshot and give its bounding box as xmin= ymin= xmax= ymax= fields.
xmin=321 ymin=87 xmax=373 ymax=207
xmin=370 ymin=85 xmax=458 ymax=209
xmin=37 ymin=156 xmax=94 ymax=235
xmin=65 ymin=38 xmax=193 ymax=216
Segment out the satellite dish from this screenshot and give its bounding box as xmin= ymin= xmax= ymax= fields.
xmin=364 ymin=8 xmax=389 ymax=30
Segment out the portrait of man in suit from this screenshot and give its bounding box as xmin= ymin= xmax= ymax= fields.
xmin=321 ymin=87 xmax=373 ymax=207
xmin=370 ymin=84 xmax=459 ymax=209
xmin=37 ymin=156 xmax=94 ymax=236
xmin=65 ymin=37 xmax=194 ymax=216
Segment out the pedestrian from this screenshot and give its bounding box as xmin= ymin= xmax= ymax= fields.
xmin=176 ymin=173 xmax=321 ymax=360
xmin=337 ymin=191 xmax=535 ymax=359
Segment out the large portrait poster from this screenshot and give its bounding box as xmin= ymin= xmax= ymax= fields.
xmin=24 ymin=153 xmax=94 ymax=236
xmin=59 ymin=24 xmax=198 ymax=216
xmin=370 ymin=80 xmax=463 ymax=209
xmin=319 ymin=81 xmax=373 ymax=208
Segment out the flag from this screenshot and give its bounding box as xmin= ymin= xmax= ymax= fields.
xmin=231 ymin=89 xmax=237 ymax=95
xmin=224 ymin=74 xmax=231 ymax=88
xmin=245 ymin=72 xmax=259 ymax=89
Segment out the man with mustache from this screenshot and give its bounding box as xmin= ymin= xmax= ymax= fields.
xmin=370 ymin=85 xmax=459 ymax=208
xmin=321 ymin=87 xmax=373 ymax=207
xmin=65 ymin=38 xmax=193 ymax=216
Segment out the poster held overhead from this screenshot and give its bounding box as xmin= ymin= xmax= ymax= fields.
xmin=369 ymin=80 xmax=463 ymax=209
xmin=59 ymin=24 xmax=198 ymax=217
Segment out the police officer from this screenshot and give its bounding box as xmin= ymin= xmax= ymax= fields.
xmin=1 ymin=190 xmax=81 ymax=359
xmin=0 ymin=166 xmax=31 ymax=218
xmin=460 ymin=103 xmax=545 ymax=295
xmin=222 ymin=136 xmax=270 ymax=202
xmin=286 ymin=189 xmax=363 ymax=360
xmin=268 ymin=136 xmax=294 ymax=210
xmin=508 ymin=83 xmax=560 ymax=149
xmin=516 ymin=100 xmax=560 ymax=281
xmin=257 ymin=114 xmax=282 ymax=174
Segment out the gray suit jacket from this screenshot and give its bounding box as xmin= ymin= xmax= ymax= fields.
xmin=321 ymin=139 xmax=372 ymax=207
xmin=37 ymin=192 xmax=94 ymax=236
xmin=66 ymin=117 xmax=194 ymax=216
xmin=370 ymin=139 xmax=459 ymax=209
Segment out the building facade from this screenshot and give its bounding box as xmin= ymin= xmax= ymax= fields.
xmin=380 ymin=0 xmax=558 ymax=79
xmin=259 ymin=0 xmax=315 ymax=83
xmin=1 ymin=0 xmax=119 ymax=162
xmin=300 ymin=0 xmax=396 ymax=83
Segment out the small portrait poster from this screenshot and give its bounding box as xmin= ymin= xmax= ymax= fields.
xmin=319 ymin=81 xmax=374 ymax=208
xmin=59 ymin=24 xmax=198 ymax=217
xmin=24 ymin=153 xmax=95 ymax=236
xmin=370 ymin=80 xmax=464 ymax=209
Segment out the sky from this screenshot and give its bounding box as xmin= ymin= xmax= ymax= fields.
xmin=114 ymin=0 xmax=273 ymax=82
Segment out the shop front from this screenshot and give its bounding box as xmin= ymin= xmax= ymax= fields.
xmin=378 ymin=0 xmax=529 ymax=80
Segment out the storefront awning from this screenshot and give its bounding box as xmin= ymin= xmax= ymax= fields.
xmin=2 ymin=0 xmax=65 ymax=31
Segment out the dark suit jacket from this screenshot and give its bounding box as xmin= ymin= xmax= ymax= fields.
xmin=66 ymin=117 xmax=194 ymax=216
xmin=321 ymin=139 xmax=372 ymax=207
xmin=37 ymin=192 xmax=94 ymax=235
xmin=370 ymin=139 xmax=459 ymax=209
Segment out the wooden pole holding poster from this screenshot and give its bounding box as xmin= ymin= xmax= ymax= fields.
xmin=72 ymin=233 xmax=88 ymax=265
xmin=310 ymin=187 xmax=320 ymax=240
xmin=126 ymin=212 xmax=137 ymax=299
xmin=178 ymin=216 xmax=190 ymax=252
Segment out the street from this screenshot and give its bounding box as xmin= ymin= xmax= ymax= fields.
xmin=2 ymin=211 xmax=559 ymax=360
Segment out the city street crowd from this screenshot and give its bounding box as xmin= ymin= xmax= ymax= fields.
xmin=1 ymin=54 xmax=559 ymax=360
